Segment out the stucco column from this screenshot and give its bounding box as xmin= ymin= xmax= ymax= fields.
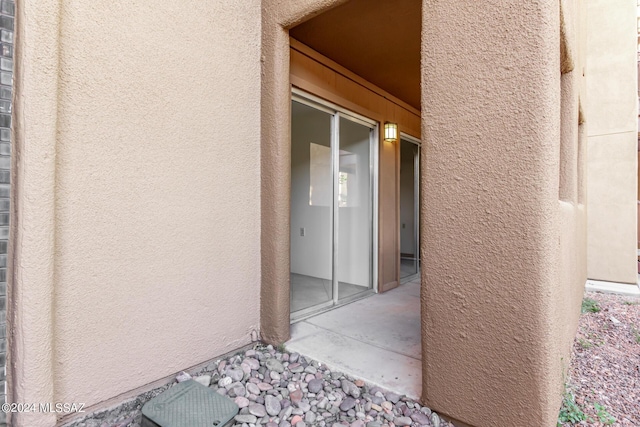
xmin=10 ymin=0 xmax=58 ymax=425
xmin=420 ymin=1 xmax=566 ymax=426
xmin=260 ymin=5 xmax=293 ymax=345
xmin=260 ymin=0 xmax=349 ymax=344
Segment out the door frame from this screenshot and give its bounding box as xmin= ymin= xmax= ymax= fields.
xmin=399 ymin=133 xmax=421 ymax=284
xmin=290 ymin=89 xmax=379 ymax=322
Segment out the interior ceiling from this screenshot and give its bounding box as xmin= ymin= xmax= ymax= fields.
xmin=290 ymin=0 xmax=421 ymax=110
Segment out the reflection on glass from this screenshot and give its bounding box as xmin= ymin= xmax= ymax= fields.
xmin=400 ymin=138 xmax=419 ymax=279
xmin=337 ymin=116 xmax=371 ymax=299
xmin=290 ymin=101 xmax=333 ymax=313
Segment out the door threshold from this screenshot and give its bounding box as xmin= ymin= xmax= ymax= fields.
xmin=290 ymin=290 xmax=376 ymax=324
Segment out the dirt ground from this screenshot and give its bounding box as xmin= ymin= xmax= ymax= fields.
xmin=562 ymin=291 xmax=640 ymax=426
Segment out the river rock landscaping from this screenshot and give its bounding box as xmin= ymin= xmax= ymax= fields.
xmin=65 ymin=344 xmax=450 ymax=427
xmin=559 ymin=291 xmax=640 ymax=426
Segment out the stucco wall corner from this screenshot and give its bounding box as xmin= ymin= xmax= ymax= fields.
xmin=9 ymin=0 xmax=59 ymax=426
xmin=420 ymin=1 xmax=577 ymax=426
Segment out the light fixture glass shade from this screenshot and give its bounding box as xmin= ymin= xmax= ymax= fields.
xmin=384 ymin=122 xmax=398 ymax=142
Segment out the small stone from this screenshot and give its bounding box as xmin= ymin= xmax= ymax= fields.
xmin=218 ymin=376 xmax=232 ymax=387
xmin=431 ymin=412 xmax=441 ymax=427
xmin=280 ymin=405 xmax=293 ymax=420
xmin=226 ymin=367 xmax=244 ymax=382
xmin=350 ymin=421 xmax=365 ymax=427
xmin=176 ymin=371 xmax=192 ymax=383
xmin=289 ymin=363 xmax=304 ymax=373
xmin=258 ymin=382 xmax=273 ymax=391
xmin=298 ymin=401 xmax=311 ymax=412
xmin=246 ymin=382 xmax=260 ymax=395
xmin=249 ymin=403 xmax=267 ymax=417
xmin=354 ymin=379 xmax=365 ymax=387
xmin=291 ymin=415 xmax=303 ymax=426
xmin=610 ymin=316 xmax=621 ymax=326
xmin=341 ymin=380 xmax=360 ymax=398
xmin=289 ymin=353 xmax=300 ymax=363
xmin=279 ymin=422 xmax=291 ymax=427
xmin=394 ymin=416 xmax=412 ymax=426
xmin=385 ymin=392 xmax=401 ymax=404
xmin=340 ymin=397 xmax=357 ymax=411
xmin=411 ymin=412 xmax=430 ymax=425
xmin=251 ymin=330 xmax=258 ymax=341
xmin=235 ymin=396 xmax=250 ymax=408
xmin=370 ymin=404 xmax=382 ymax=412
xmin=244 ymin=358 xmax=260 ymax=370
xmin=308 ymin=378 xmax=324 ymax=394
xmin=194 ymin=375 xmax=211 ymax=387
xmin=295 ymin=422 xmax=307 ymax=427
xmin=265 ymin=395 xmax=282 ymax=416
xmin=290 ymin=388 xmax=303 ymax=406
xmin=317 ymin=397 xmax=329 ymax=409
xmin=266 ymin=358 xmax=285 ymax=373
xmin=235 ymin=414 xmax=258 ymax=424
xmin=304 ymin=365 xmax=317 ymax=374
xmin=366 ymin=422 xmax=382 ymax=427
xmin=381 ymin=401 xmax=392 ymax=411
xmin=228 ymin=382 xmax=246 ymax=397
xmin=305 ymin=411 xmax=316 ymax=424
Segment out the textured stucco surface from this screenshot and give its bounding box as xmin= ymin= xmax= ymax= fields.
xmin=586 ymin=0 xmax=638 ymax=284
xmin=421 ymin=1 xmax=585 ymax=426
xmin=260 ymin=0 xmax=349 ymax=345
xmin=10 ymin=1 xmax=58 ymax=425
xmin=13 ymin=1 xmax=261 ymax=424
xmin=262 ymin=1 xmax=587 ymax=426
xmin=587 ymin=133 xmax=638 ymax=282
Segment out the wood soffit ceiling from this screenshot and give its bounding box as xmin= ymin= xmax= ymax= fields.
xmin=290 ymin=0 xmax=422 ymax=111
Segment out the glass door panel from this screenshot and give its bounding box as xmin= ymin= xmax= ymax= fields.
xmin=337 ymin=116 xmax=373 ymax=300
xmin=290 ymin=94 xmax=376 ymax=319
xmin=400 ymin=137 xmax=419 ymax=280
xmin=290 ymin=100 xmax=334 ymax=313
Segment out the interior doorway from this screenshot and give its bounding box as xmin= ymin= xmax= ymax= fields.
xmin=290 ymin=92 xmax=378 ymax=320
xmin=400 ymin=134 xmax=420 ymax=282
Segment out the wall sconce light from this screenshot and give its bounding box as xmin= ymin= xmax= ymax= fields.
xmin=384 ymin=122 xmax=398 ymax=142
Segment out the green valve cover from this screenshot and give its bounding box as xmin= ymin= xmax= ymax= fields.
xmin=141 ymin=380 xmax=239 ymax=427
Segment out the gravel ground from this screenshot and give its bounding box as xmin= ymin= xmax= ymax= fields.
xmin=562 ymin=291 xmax=640 ymax=426
xmin=64 ymin=344 xmax=451 ymax=427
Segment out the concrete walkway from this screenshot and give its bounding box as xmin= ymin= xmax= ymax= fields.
xmin=286 ymin=277 xmax=422 ymax=400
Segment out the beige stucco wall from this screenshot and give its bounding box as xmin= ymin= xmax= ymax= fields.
xmin=586 ymin=0 xmax=638 ymax=284
xmin=421 ymin=1 xmax=586 ymax=426
xmin=260 ymin=1 xmax=587 ymax=426
xmin=12 ymin=1 xmax=261 ymax=425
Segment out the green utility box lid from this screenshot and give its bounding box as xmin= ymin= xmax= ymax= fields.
xmin=141 ymin=380 xmax=239 ymax=427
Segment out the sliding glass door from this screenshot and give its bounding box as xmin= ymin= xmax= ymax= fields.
xmin=400 ymin=135 xmax=420 ymax=281
xmin=290 ymin=93 xmax=377 ymax=319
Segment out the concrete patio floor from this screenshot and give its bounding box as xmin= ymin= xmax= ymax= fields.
xmin=286 ymin=276 xmax=422 ymax=400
